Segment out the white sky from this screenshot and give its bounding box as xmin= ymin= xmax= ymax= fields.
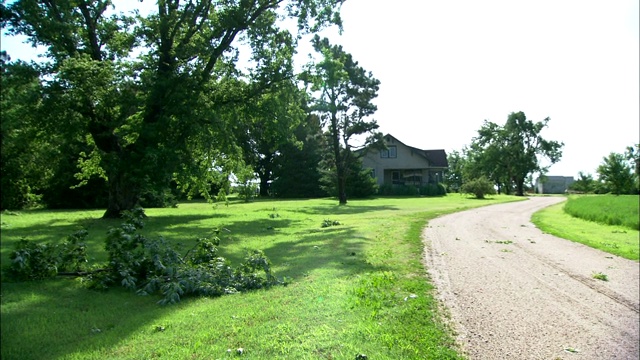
xmin=2 ymin=0 xmax=638 ymax=178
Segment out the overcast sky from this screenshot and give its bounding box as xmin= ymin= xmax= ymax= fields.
xmin=323 ymin=0 xmax=640 ymax=178
xmin=2 ymin=0 xmax=638 ymax=178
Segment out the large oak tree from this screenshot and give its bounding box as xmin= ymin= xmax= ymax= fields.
xmin=2 ymin=0 xmax=343 ymax=217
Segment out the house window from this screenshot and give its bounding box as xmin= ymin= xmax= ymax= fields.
xmin=403 ymin=170 xmax=422 ymax=186
xmin=392 ymin=171 xmax=403 ymax=185
xmin=370 ymin=169 xmax=376 ymax=178
xmin=380 ymin=146 xmax=397 ymax=159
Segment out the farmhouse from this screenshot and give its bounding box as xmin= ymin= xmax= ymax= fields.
xmin=361 ymin=134 xmax=448 ymax=187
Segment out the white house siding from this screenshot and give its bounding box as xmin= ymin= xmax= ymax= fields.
xmin=361 ymin=135 xmax=445 ymax=186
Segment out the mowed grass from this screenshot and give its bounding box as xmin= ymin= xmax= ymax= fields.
xmin=0 ymin=195 xmax=523 ymax=360
xmin=532 ymin=195 xmax=640 ymax=261
xmin=563 ymin=195 xmax=639 ymax=230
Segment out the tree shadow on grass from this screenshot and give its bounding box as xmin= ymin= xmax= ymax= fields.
xmin=0 ymin=225 xmax=386 ymax=360
xmin=1 ymin=214 xmax=231 ymax=240
xmin=0 ymin=214 xmax=232 ymax=265
xmin=0 ymin=206 xmax=394 ymax=359
xmin=263 ymin=226 xmax=388 ymax=280
xmin=0 ymin=278 xmax=169 ymax=360
xmin=295 ymin=205 xmax=399 ymax=216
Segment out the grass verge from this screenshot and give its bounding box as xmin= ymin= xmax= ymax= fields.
xmin=563 ymin=195 xmax=639 ymax=230
xmin=532 ymin=200 xmax=639 ymax=261
xmin=1 ymin=195 xmax=522 ymax=359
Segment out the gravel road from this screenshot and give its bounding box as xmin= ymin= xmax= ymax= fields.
xmin=423 ymin=197 xmax=639 ymax=360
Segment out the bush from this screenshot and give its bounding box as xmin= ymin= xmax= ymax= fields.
xmin=139 ymin=187 xmax=179 ymax=208
xmin=460 ymin=177 xmax=496 ymax=199
xmin=377 ymin=183 xmax=446 ymax=197
xmin=419 ymin=183 xmax=447 ymax=196
xmin=346 ymin=168 xmax=378 ymax=198
xmin=321 ymin=158 xmax=378 ymax=199
xmin=377 ymin=185 xmax=418 ymax=196
xmin=235 ymin=182 xmax=258 ymax=202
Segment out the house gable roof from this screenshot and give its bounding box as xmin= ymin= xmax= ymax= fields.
xmin=383 ymin=134 xmax=449 ymax=168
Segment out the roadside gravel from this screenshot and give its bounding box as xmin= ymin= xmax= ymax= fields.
xmin=423 ymin=197 xmax=639 ymax=360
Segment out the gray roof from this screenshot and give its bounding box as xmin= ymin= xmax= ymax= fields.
xmin=385 ymin=134 xmax=449 ymax=168
xmin=423 ymin=149 xmax=448 ymax=167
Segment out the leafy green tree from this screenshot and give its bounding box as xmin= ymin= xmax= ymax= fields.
xmin=625 ymin=144 xmax=640 ymax=193
xmin=464 ymin=121 xmax=514 ymax=194
xmin=320 ymin=149 xmax=377 ymax=198
xmin=235 ymin=80 xmax=307 ymax=197
xmin=3 ymin=0 xmax=344 ymax=217
xmin=271 ymin=114 xmax=326 ymax=198
xmin=444 ymin=149 xmax=466 ymax=193
xmin=306 ymin=36 xmax=383 ymax=205
xmin=1 ymin=50 xmax=112 ymax=210
xmin=468 ymin=112 xmax=563 ymax=196
xmin=0 ymin=56 xmax=48 ymax=209
xmin=233 ymin=163 xmax=259 ymax=202
xmin=597 ymin=151 xmax=636 ymax=195
xmin=568 ymin=171 xmax=596 ymax=193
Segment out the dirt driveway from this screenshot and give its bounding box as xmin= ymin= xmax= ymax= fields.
xmin=423 ymin=197 xmax=639 ymax=360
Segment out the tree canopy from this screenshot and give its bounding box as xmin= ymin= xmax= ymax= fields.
xmin=597 ymin=147 xmax=639 ymax=195
xmin=1 ymin=0 xmax=344 ymax=216
xmin=465 ymin=111 xmax=563 ymax=196
xmin=305 ymin=35 xmax=382 ymax=204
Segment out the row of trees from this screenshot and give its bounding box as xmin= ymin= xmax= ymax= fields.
xmin=1 ymin=0 xmax=384 ymax=214
xmin=445 ymin=111 xmax=638 ymax=197
xmin=569 ymin=145 xmax=639 ymax=195
xmin=445 ymin=111 xmax=564 ymax=196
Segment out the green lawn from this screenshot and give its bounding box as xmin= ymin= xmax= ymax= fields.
xmin=3 ymin=194 xmax=637 ymax=359
xmin=1 ymin=195 xmax=523 ymax=360
xmin=532 ymin=195 xmax=640 ymax=261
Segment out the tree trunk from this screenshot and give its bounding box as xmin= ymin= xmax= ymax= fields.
xmin=330 ymin=113 xmax=347 ymax=205
xmin=102 ymin=169 xmax=141 ymax=218
xmin=259 ymin=173 xmax=270 ymax=197
xmin=515 ymin=178 xmax=525 ymax=196
xmin=337 ymin=173 xmax=347 ymax=205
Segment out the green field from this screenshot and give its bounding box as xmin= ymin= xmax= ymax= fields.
xmin=532 ymin=195 xmax=640 ymax=261
xmin=1 ymin=195 xmax=523 ymax=360
xmin=563 ymin=195 xmax=639 ymax=230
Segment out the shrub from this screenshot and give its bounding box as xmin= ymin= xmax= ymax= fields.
xmin=377 ymin=185 xmax=418 ymax=196
xmin=235 ymin=182 xmax=258 ymax=202
xmin=322 ymin=165 xmax=378 ymax=199
xmin=419 ymin=183 xmax=447 ymax=196
xmin=460 ymin=177 xmax=496 ymax=199
xmin=139 ymin=188 xmax=179 ymax=208
xmin=378 ymin=183 xmax=446 ymax=197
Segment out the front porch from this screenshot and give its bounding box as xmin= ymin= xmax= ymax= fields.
xmin=382 ymin=169 xmax=444 ymax=186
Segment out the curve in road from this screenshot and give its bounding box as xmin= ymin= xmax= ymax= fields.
xmin=423 ymin=196 xmax=639 ymax=360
